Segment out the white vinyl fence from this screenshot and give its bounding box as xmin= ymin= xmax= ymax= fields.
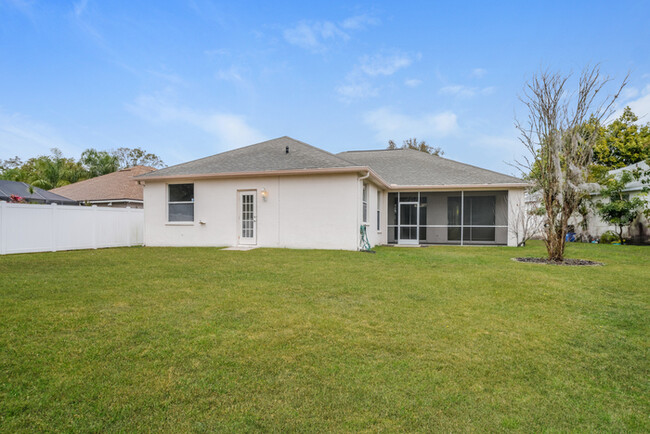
xmin=0 ymin=202 xmax=144 ymax=255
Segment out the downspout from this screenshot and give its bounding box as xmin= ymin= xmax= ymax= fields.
xmin=357 ymin=171 xmax=370 ymax=250
xmin=138 ymin=180 xmax=146 ymax=247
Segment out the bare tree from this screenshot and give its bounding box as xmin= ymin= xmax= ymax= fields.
xmin=515 ymin=66 xmax=627 ymax=261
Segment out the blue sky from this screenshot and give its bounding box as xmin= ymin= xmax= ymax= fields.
xmin=1 ymin=0 xmax=649 ymax=174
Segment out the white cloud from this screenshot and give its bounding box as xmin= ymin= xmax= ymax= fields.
xmin=147 ymin=70 xmax=186 ymax=85
xmin=283 ymin=14 xmax=379 ymax=51
xmin=359 ymin=52 xmax=414 ymax=76
xmin=0 ymin=110 xmax=78 ymax=158
xmin=127 ymin=93 xmax=264 ymax=149
xmin=616 ymin=84 xmax=650 ymax=122
xmin=622 ymin=87 xmax=639 ymax=100
xmin=283 ymin=20 xmax=348 ymax=51
xmin=364 ymin=108 xmax=459 ymax=141
xmin=471 ymin=68 xmax=487 ymax=78
xmin=336 ymin=82 xmax=378 ymax=102
xmin=215 ymin=66 xmax=245 ymax=83
xmin=340 ymin=14 xmax=380 ymax=30
xmin=336 ymin=51 xmax=419 ymax=102
xmin=440 ymin=85 xmax=495 ymax=98
xmin=404 ymin=78 xmax=422 ymax=88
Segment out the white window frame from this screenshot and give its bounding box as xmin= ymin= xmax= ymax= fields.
xmin=376 ymin=190 xmax=381 ymax=232
xmin=167 ymin=183 xmax=195 ymax=224
xmin=362 ymin=183 xmax=368 ymax=223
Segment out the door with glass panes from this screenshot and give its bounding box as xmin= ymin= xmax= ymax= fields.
xmin=238 ymin=190 xmax=256 ymax=245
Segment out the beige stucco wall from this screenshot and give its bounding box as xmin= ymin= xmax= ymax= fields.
xmin=143 ymin=173 xmax=366 ymax=250
xmin=507 ymin=188 xmax=526 ymax=247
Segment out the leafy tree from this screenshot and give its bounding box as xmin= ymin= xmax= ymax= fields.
xmin=387 ymin=138 xmax=444 ymax=156
xmin=25 ymin=149 xmax=88 ymax=190
xmin=515 ymin=66 xmax=626 ymax=261
xmin=112 ymin=147 xmax=165 ymax=169
xmin=593 ymin=107 xmax=650 ymax=169
xmin=80 ymin=148 xmax=119 ymax=177
xmin=596 ymin=169 xmax=649 ymax=242
xmin=0 ymin=149 xmax=87 ymax=189
xmin=0 ymin=156 xmax=26 ymax=181
xmin=1 ymin=147 xmax=164 ymax=189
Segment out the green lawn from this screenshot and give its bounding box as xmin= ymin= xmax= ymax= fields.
xmin=1 ymin=241 xmax=648 ymax=432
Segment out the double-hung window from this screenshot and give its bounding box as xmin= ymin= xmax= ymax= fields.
xmin=168 ymin=184 xmax=194 ymax=222
xmin=362 ymin=183 xmax=368 ymax=223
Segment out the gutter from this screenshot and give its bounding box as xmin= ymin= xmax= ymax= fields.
xmin=136 ymin=166 xmax=372 ymax=181
xmin=389 ymin=183 xmax=529 ymax=191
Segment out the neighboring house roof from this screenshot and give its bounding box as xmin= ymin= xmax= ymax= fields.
xmin=50 ymin=166 xmax=155 ymax=203
xmin=608 ymin=161 xmax=649 ymax=192
xmin=138 ymin=137 xmax=362 ymax=180
xmin=137 ymin=136 xmax=526 ymax=188
xmin=338 ymin=148 xmax=526 ymax=187
xmin=0 ymin=180 xmax=78 ymax=205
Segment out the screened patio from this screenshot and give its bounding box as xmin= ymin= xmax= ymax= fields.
xmin=387 ymin=191 xmax=509 ymax=245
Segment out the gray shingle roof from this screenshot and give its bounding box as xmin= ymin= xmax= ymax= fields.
xmin=138 ymin=137 xmax=358 ymax=178
xmin=338 ymin=149 xmax=526 ymax=186
xmin=0 ymin=180 xmax=78 ymax=205
xmin=609 ymin=161 xmax=649 ymax=192
xmin=139 ymin=136 xmax=526 ymax=188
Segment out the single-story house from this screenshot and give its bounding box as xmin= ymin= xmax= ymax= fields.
xmin=137 ymin=137 xmax=528 ymax=250
xmin=0 ymin=180 xmax=77 ymax=205
xmin=50 ymin=166 xmax=155 ymax=208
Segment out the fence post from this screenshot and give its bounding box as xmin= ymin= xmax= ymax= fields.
xmin=0 ymin=201 xmax=6 ymax=255
xmin=126 ymin=206 xmax=132 ymax=247
xmin=50 ymin=203 xmax=57 ymax=252
xmin=92 ymin=205 xmax=98 ymax=249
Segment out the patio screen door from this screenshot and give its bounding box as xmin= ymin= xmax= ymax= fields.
xmin=239 ymin=190 xmax=256 ymax=245
xmin=398 ymin=201 xmax=419 ymax=244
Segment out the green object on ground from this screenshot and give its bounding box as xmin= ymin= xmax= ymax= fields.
xmin=0 ymin=241 xmax=648 ymax=431
xmin=359 ymin=224 xmax=373 ymax=252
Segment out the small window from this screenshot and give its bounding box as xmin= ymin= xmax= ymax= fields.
xmin=168 ymin=184 xmax=194 ymax=222
xmin=362 ymin=183 xmax=368 ymax=223
xmin=376 ymin=190 xmax=381 ymax=230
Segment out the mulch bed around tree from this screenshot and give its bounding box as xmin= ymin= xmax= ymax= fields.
xmin=513 ymin=257 xmax=604 ymax=266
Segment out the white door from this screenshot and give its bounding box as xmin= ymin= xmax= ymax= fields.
xmin=239 ymin=191 xmax=257 ymax=245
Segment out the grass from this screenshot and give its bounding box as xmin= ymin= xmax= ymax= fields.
xmin=0 ymin=241 xmax=648 ymax=432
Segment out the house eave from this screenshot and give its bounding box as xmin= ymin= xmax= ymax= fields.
xmin=138 ymin=166 xmax=393 ymax=189
xmin=387 ymin=183 xmax=529 ymax=191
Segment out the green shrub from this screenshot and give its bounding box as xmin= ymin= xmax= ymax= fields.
xmin=599 ymin=230 xmax=620 ymax=244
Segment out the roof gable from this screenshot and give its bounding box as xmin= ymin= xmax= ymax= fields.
xmin=138 ymin=137 xmax=358 ymax=179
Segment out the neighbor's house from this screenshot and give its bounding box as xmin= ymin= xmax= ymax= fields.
xmin=137 ymin=137 xmax=528 ymax=250
xmin=50 ymin=166 xmax=155 ymax=208
xmin=0 ymin=180 xmax=77 ymax=205
xmin=577 ymin=161 xmax=649 ymax=243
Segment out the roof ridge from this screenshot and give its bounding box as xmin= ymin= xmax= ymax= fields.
xmin=340 ymin=148 xmax=406 ymax=153
xmin=285 ymin=137 xmax=357 ymax=166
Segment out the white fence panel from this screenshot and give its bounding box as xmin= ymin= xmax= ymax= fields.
xmin=0 ymin=202 xmax=144 ymax=255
